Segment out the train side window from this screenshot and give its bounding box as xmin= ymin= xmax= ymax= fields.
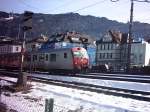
xmin=50 ymin=54 xmax=56 ymax=62
xmin=45 ymin=54 xmax=48 ymax=61
xmin=64 ymin=53 xmax=67 ymax=59
xmin=39 ymin=54 xmax=45 ymax=61
xmin=33 ymin=55 xmax=37 ymax=62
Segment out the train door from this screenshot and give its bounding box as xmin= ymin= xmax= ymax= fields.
xmin=38 ymin=53 xmax=45 ymax=70
xmin=31 ymin=53 xmax=38 ymax=71
xmin=44 ymin=53 xmax=49 ymax=70
xmin=57 ymin=49 xmax=74 ymax=70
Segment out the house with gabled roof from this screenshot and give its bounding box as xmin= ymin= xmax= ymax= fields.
xmin=96 ymin=30 xmax=150 ymax=72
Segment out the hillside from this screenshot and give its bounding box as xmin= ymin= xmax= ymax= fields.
xmin=0 ymin=11 xmax=150 ymax=40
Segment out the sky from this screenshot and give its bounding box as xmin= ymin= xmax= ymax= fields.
xmin=0 ymin=0 xmax=150 ymax=23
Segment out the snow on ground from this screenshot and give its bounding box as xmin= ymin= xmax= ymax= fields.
xmin=1 ymin=76 xmax=150 ymax=112
xmin=32 ymin=74 xmax=150 ymax=92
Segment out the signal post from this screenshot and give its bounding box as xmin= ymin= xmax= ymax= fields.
xmin=17 ymin=11 xmax=33 ymax=87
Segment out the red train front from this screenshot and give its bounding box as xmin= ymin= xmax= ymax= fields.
xmin=72 ymin=47 xmax=89 ymax=72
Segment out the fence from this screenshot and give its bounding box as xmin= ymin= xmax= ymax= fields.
xmin=1 ymin=94 xmax=88 ymax=112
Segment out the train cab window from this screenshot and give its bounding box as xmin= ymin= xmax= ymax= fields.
xmin=64 ymin=53 xmax=67 ymax=59
xmin=50 ymin=54 xmax=56 ymax=62
xmin=73 ymin=51 xmax=82 ymax=57
xmin=45 ymin=54 xmax=48 ymax=61
xmin=33 ymin=55 xmax=37 ymax=62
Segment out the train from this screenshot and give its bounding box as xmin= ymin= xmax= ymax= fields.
xmin=0 ymin=47 xmax=89 ymax=74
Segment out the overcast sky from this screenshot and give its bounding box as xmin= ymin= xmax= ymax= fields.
xmin=0 ymin=0 xmax=150 ymax=23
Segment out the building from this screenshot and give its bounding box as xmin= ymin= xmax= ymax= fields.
xmin=96 ymin=30 xmax=127 ymax=71
xmin=26 ymin=35 xmax=48 ymax=51
xmin=96 ymin=30 xmax=129 ymax=71
xmin=96 ymin=30 xmax=150 ymax=72
xmin=131 ymin=41 xmax=150 ymax=67
xmin=0 ymin=40 xmax=22 ymax=54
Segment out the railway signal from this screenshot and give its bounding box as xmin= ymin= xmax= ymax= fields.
xmin=22 ymin=11 xmax=34 ymax=31
xmin=21 ymin=11 xmax=34 ymax=72
xmin=17 ymin=11 xmax=34 ymax=87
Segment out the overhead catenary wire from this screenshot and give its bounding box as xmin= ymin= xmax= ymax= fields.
xmin=48 ymin=0 xmax=77 ymax=13
xmin=110 ymin=0 xmax=120 ymax=2
xmin=72 ymin=0 xmax=106 ymax=13
xmin=16 ymin=0 xmax=77 ymax=14
xmin=133 ymin=0 xmax=150 ymax=2
xmin=110 ymin=0 xmax=150 ymax=2
xmin=17 ymin=0 xmax=40 ymax=11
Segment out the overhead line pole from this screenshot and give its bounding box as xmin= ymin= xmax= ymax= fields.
xmin=126 ymin=0 xmax=150 ymax=73
xmin=110 ymin=0 xmax=150 ymax=73
xmin=126 ymin=0 xmax=134 ymax=73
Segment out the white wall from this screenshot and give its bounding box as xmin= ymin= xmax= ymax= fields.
xmin=131 ymin=41 xmax=150 ymax=66
xmin=145 ymin=42 xmax=150 ymax=66
xmin=0 ymin=45 xmax=21 ymax=54
xmin=12 ymin=45 xmax=21 ymax=53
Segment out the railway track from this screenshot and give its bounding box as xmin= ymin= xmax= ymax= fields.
xmin=89 ymin=73 xmax=150 ymax=79
xmin=36 ymin=72 xmax=150 ymax=84
xmin=1 ymin=70 xmax=150 ymax=102
xmin=1 ymin=69 xmax=150 ymax=83
xmin=31 ymin=70 xmax=150 ymax=84
xmin=31 ymin=76 xmax=150 ymax=102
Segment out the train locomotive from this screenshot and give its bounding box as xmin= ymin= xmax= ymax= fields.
xmin=0 ymin=47 xmax=89 ymax=74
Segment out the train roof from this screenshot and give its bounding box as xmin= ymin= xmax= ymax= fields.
xmin=29 ymin=47 xmax=86 ymax=54
xmin=30 ymin=48 xmax=73 ymax=53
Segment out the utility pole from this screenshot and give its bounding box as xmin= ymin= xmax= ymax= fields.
xmin=110 ymin=0 xmax=150 ymax=73
xmin=126 ymin=0 xmax=150 ymax=73
xmin=126 ymin=0 xmax=134 ymax=73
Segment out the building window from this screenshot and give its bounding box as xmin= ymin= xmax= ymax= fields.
xmin=110 ymin=53 xmax=113 ymax=59
xmin=105 ymin=44 xmax=108 ymax=50
xmin=100 ymin=44 xmax=102 ymax=50
xmin=64 ymin=53 xmax=67 ymax=59
xmin=108 ymin=44 xmax=110 ymax=50
xmin=111 ymin=44 xmax=113 ymax=50
xmin=104 ymin=44 xmax=106 ymax=50
xmin=102 ymin=44 xmax=104 ymax=50
xmin=99 ymin=53 xmax=101 ymax=59
xmin=102 ymin=53 xmax=105 ymax=59
xmin=50 ymin=54 xmax=56 ymax=62
xmin=139 ymin=54 xmax=143 ymax=64
xmin=98 ymin=45 xmax=100 ymax=50
xmin=107 ymin=53 xmax=109 ymax=59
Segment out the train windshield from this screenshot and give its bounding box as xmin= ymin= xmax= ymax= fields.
xmin=73 ymin=50 xmax=89 ymax=58
xmin=73 ymin=51 xmax=82 ymax=57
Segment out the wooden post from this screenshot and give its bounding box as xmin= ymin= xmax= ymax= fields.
xmin=45 ymin=98 xmax=54 ymax=112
